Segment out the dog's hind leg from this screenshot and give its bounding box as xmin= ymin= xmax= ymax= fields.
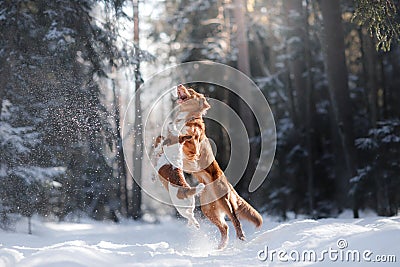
xmin=223 ymin=198 xmax=245 ymax=241
xmin=201 ymin=204 xmax=229 ymax=250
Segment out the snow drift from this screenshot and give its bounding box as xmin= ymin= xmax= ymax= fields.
xmin=0 ymin=213 xmax=399 ymax=266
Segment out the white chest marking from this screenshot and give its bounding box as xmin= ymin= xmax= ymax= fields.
xmin=174 ymin=111 xmax=189 ymax=134
xmin=163 ymin=143 xmax=183 ymax=169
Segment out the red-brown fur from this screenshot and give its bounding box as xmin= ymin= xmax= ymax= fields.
xmin=176 ymin=85 xmax=263 ymax=249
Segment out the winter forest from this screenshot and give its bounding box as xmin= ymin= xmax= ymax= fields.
xmin=1 ymin=0 xmax=400 ymax=235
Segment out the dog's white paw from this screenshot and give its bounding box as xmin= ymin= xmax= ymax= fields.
xmin=187 ymin=218 xmax=200 ymax=229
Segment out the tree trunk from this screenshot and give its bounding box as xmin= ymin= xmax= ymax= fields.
xmin=387 ymin=47 xmax=400 ymax=116
xmin=319 ymin=0 xmax=358 ymax=217
xmin=285 ymin=0 xmax=315 ymax=215
xmin=233 ymin=0 xmax=256 ymax=196
xmin=361 ymin=29 xmax=379 ymax=127
xmin=303 ymin=0 xmax=316 ymax=216
xmin=112 ymin=79 xmax=129 ymax=216
xmin=222 ymin=0 xmax=233 ymax=167
xmin=0 ymin=59 xmax=10 ymax=117
xmin=28 ymin=216 xmax=32 ymax=235
xmin=131 ymin=0 xmax=142 ymax=220
xmin=284 ymin=0 xmax=306 ymax=124
xmin=285 ymin=50 xmax=298 ymax=127
xmin=360 ymin=29 xmax=391 ymax=217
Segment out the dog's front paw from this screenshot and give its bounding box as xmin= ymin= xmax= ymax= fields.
xmin=187 ymin=217 xmax=200 ymax=229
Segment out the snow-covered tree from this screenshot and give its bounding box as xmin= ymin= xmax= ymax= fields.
xmin=0 ymin=0 xmax=152 ymax=222
xmin=0 ymin=100 xmax=65 ymax=232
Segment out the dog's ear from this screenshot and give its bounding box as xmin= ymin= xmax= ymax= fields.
xmin=179 ymin=135 xmax=193 ymax=143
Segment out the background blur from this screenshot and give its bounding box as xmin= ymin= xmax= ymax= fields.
xmin=1 ymin=0 xmax=399 ymax=229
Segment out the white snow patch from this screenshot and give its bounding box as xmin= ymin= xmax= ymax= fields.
xmin=13 ymin=166 xmax=66 ymax=183
xmin=0 ymin=248 xmax=24 ymax=267
xmin=0 ymin=214 xmax=398 ymax=266
xmin=51 ymin=181 xmax=62 ymax=188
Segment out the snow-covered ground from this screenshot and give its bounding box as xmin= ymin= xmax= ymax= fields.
xmin=1 ymin=212 xmax=399 ymax=267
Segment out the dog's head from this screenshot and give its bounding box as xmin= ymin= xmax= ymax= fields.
xmin=176 ymin=84 xmax=210 ymax=114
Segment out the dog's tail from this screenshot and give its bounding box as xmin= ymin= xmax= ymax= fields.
xmin=235 ymin=194 xmax=263 ymax=228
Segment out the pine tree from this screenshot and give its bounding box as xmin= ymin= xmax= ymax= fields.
xmin=0 ymin=0 xmax=150 ymax=222
xmin=352 ymin=0 xmax=400 ymax=51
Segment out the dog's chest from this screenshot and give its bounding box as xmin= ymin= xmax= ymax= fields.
xmin=174 ymin=111 xmax=189 ymax=134
xmin=161 ymin=143 xmax=183 ymax=170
